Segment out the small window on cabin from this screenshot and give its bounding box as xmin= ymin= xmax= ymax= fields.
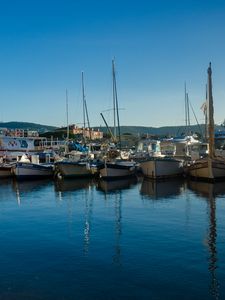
xmin=34 ymin=140 xmax=40 ymax=146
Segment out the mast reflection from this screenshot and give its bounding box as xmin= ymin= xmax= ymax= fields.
xmin=208 ymin=193 xmax=219 ymax=299
xmin=188 ymin=180 xmax=225 ymax=299
xmin=97 ymin=179 xmax=128 ymax=266
xmin=113 ymin=193 xmax=122 ymax=266
xmin=54 ymin=178 xmax=94 ymax=255
xmin=83 ymin=187 xmax=93 ymax=256
xmin=12 ymin=178 xmax=50 ymax=205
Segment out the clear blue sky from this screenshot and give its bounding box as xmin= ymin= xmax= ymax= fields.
xmin=0 ymin=0 xmax=225 ymax=128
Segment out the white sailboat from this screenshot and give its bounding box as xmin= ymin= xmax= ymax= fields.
xmin=187 ymin=63 xmax=225 ymax=181
xmin=54 ymin=73 xmax=95 ymax=179
xmin=139 ymin=86 xmax=194 ymax=179
xmin=99 ymin=59 xmax=136 ymax=179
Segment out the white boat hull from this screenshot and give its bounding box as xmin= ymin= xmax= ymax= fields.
xmin=13 ymin=162 xmax=53 ymax=179
xmin=140 ymin=158 xmax=184 ymax=179
xmin=54 ymin=161 xmax=92 ymax=178
xmin=100 ymin=161 xmax=136 ymax=179
xmin=187 ymin=157 xmax=225 ymax=180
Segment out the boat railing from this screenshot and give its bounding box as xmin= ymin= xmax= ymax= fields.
xmin=39 ymin=140 xmax=66 ymax=149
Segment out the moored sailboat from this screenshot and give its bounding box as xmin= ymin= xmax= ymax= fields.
xmin=186 ymin=63 xmax=225 ymax=181
xmin=99 ymin=59 xmax=136 ymax=179
xmin=53 ymin=72 xmax=101 ymax=179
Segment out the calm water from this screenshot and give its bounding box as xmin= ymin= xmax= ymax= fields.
xmin=0 ymin=176 xmax=225 ymax=300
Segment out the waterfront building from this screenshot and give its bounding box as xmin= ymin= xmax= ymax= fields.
xmin=0 ymin=127 xmax=39 ymax=138
xmin=72 ymin=125 xmax=103 ymax=140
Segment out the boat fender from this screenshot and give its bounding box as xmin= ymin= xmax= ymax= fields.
xmin=57 ymin=172 xmax=63 ymax=180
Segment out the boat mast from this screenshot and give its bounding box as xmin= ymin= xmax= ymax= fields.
xmin=187 ymin=93 xmax=190 ymax=128
xmin=205 ymin=84 xmax=208 ymax=142
xmin=112 ymin=60 xmax=117 ymax=139
xmin=82 ymin=71 xmax=86 ymax=141
xmin=82 ymin=72 xmax=92 ymax=140
xmin=184 ymin=82 xmax=191 ymax=135
xmin=185 ymin=82 xmax=187 ymax=129
xmin=66 ymin=89 xmax=69 ymax=141
xmin=100 ymin=112 xmax=115 ymax=141
xmin=207 ymin=62 xmax=215 ymax=158
xmin=112 ymin=59 xmax=121 ymax=150
xmin=85 ymin=100 xmax=92 ymax=140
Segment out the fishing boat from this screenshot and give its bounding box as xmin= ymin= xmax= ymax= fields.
xmin=54 ymin=160 xmax=93 ymax=178
xmin=140 ymin=156 xmax=184 ymax=179
xmin=12 ymin=154 xmax=54 ymax=179
xmin=136 ymin=99 xmax=195 ymax=179
xmin=186 ymin=63 xmax=225 ymax=181
xmin=99 ymin=160 xmax=136 ymax=179
xmin=139 ymin=139 xmax=184 ymax=179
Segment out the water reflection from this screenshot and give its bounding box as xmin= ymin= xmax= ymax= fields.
xmin=113 ymin=193 xmax=122 ymax=266
xmin=188 ymin=180 xmax=225 ymax=299
xmin=12 ymin=179 xmax=51 ymax=205
xmin=96 ymin=176 xmax=138 ymax=193
xmin=0 ymin=178 xmax=15 ymax=202
xmin=0 ymin=178 xmax=12 ymax=187
xmin=140 ymin=178 xmax=185 ymax=200
xmin=83 ymin=187 xmax=93 ymax=256
xmin=12 ymin=178 xmax=51 ymax=192
xmin=54 ymin=178 xmax=94 ymax=256
xmin=97 ymin=179 xmax=128 ymax=266
xmin=54 ymin=177 xmax=93 ymax=192
xmin=188 ymin=181 xmax=225 ymax=199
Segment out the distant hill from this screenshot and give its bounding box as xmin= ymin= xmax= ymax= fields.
xmin=1 ymin=121 xmax=224 ymax=137
xmin=96 ymin=124 xmax=207 ymax=137
xmin=0 ymin=122 xmax=57 ymax=133
xmin=96 ymin=124 xmax=225 ymax=137
xmin=118 ymin=125 xmax=204 ymax=136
